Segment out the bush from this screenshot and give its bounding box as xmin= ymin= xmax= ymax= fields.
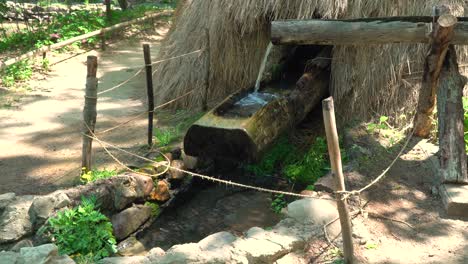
xmin=1 ymin=60 xmax=33 ymax=87
xmin=42 ymin=196 xmax=117 ymax=261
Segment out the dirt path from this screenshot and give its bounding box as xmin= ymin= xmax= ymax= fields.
xmin=0 ymin=27 xmax=168 ymax=195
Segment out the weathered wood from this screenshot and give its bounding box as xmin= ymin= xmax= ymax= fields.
xmin=82 ymin=56 xmax=98 ymax=173
xmin=414 ymin=14 xmax=457 ymax=138
xmin=271 ymin=16 xmax=468 ymax=45
xmin=143 ymin=44 xmax=154 ymax=147
xmin=322 ymin=97 xmax=354 ymax=264
xmin=437 ymin=46 xmax=468 ymax=184
xmin=0 ymin=10 xmax=173 ymax=71
xmin=184 ymin=66 xmax=330 ymax=161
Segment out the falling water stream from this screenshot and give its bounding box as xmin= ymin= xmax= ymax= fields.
xmin=254 ymin=42 xmax=274 ymax=93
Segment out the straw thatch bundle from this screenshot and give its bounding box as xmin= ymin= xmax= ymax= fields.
xmin=153 ymin=0 xmax=467 ymax=122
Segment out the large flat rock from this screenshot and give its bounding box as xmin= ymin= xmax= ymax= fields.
xmin=439 ymin=184 xmax=468 ymax=217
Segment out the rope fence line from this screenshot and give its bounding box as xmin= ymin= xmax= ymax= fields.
xmin=83 ymin=119 xmax=417 ymax=203
xmin=95 ymin=89 xmax=195 ymax=135
xmin=97 ymin=67 xmax=144 ymax=95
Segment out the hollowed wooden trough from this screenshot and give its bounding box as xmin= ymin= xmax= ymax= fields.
xmin=184 ymin=67 xmax=329 ymax=162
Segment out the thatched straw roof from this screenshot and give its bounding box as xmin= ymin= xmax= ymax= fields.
xmin=153 ymin=0 xmax=467 ymax=122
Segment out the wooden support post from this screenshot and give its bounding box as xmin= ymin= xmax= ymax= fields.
xmin=81 ymin=56 xmax=98 ymax=173
xmin=414 ymin=12 xmax=457 ymax=138
xmin=322 ymin=97 xmax=354 ymax=264
xmin=100 ymin=32 xmax=106 ymax=51
xmin=143 ymin=44 xmax=154 ymax=147
xmin=202 ymin=28 xmax=210 ymax=111
xmin=42 ymin=52 xmax=46 ymax=60
xmin=437 ymin=46 xmax=468 ymax=184
xmin=105 ymin=0 xmax=111 ymax=22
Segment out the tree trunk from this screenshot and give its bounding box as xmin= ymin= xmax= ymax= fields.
xmin=414 ymin=14 xmax=457 ymax=138
xmin=271 ymin=16 xmax=468 ymax=45
xmin=437 ymin=46 xmax=468 ymax=184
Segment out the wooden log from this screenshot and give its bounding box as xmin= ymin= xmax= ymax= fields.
xmin=143 ymin=44 xmax=154 ymax=147
xmin=437 ymin=46 xmax=468 ymax=184
xmin=271 ymin=16 xmax=468 ymax=45
xmin=184 ymin=66 xmax=330 ymax=161
xmin=414 ymin=14 xmax=458 ymax=138
xmin=322 ymin=97 xmax=354 ymax=264
xmin=82 ymin=56 xmax=98 ymax=173
xmin=0 ymin=10 xmax=173 ymax=71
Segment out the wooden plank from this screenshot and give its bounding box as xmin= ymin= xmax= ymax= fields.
xmin=143 ymin=43 xmax=154 ymax=147
xmin=82 ymin=56 xmax=98 ymax=173
xmin=322 ymin=97 xmax=354 ymax=264
xmin=0 ymin=10 xmax=173 ymax=71
xmin=271 ymin=17 xmax=468 ymax=45
xmin=437 ymin=45 xmax=468 ymax=184
xmin=414 ymin=14 xmax=457 ymax=137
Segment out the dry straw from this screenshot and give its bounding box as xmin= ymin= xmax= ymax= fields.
xmin=153 ymin=0 xmax=467 ymax=122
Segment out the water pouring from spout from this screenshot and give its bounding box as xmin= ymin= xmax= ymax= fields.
xmin=254 ymin=42 xmax=273 ymax=93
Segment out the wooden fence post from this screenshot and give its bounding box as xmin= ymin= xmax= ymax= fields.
xmin=322 ymin=97 xmax=354 ymax=264
xmin=437 ymin=46 xmax=468 ymax=184
xmin=82 ymin=56 xmax=98 ymax=173
xmin=143 ymin=43 xmax=154 ymax=147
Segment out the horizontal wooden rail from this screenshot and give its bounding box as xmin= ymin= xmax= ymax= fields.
xmin=0 ymin=10 xmax=173 ymax=71
xmin=271 ymin=16 xmax=468 ymax=45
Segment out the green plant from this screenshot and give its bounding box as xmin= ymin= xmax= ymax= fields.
xmin=42 ymin=196 xmax=117 ymax=261
xmin=364 ymin=242 xmax=378 ymax=250
xmin=366 ymin=116 xmax=389 ymax=134
xmin=144 ymin=201 xmax=161 ymax=217
xmin=41 ymin=58 xmax=51 ymax=72
xmin=80 ymin=168 xmax=117 ymax=183
xmin=154 ymin=127 xmax=178 ymax=147
xmin=271 ymin=194 xmax=287 ymax=214
xmin=1 ymin=60 xmax=33 ymax=87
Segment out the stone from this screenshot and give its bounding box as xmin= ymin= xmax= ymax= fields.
xmin=0 ymin=192 xmax=16 ymax=209
xmin=0 ymin=195 xmax=34 ymax=244
xmin=0 ymin=251 xmax=20 ymax=264
xmin=147 ymin=247 xmax=165 ymax=258
xmin=20 ymin=244 xmax=58 ymax=263
xmin=275 ymin=252 xmax=307 ymax=264
xmin=286 ymin=198 xmax=338 ymax=225
xmin=29 ymin=191 xmax=71 ymax=228
xmin=232 ymin=237 xmax=285 ymax=263
xmin=99 ymin=256 xmax=147 ymax=264
xmin=112 ymin=175 xmax=152 ymax=211
xmin=314 ymin=172 xmax=336 ymax=193
xmin=117 ymin=236 xmax=146 ymax=256
xmin=161 ymin=243 xmax=204 ymax=263
xmin=181 ymin=150 xmax=198 ymax=170
xmin=149 ymin=180 xmax=171 ymax=202
xmin=439 ymin=184 xmax=468 ymax=217
xmin=245 ymin=227 xmax=304 ymax=252
xmin=112 ymin=205 xmax=152 ymax=241
xmin=11 ymin=238 xmax=34 ymax=252
xmin=168 ymin=160 xmax=186 ymax=180
xmin=198 ymin=231 xmax=236 ymax=251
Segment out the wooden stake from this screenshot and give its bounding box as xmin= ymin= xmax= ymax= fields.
xmin=413 ymin=11 xmax=457 ymax=138
xmin=82 ymin=56 xmax=98 ymax=173
xmin=322 ymin=97 xmax=354 ymax=264
xmin=101 ymin=32 xmax=106 ymax=51
xmin=143 ymin=44 xmax=154 ymax=147
xmin=437 ymin=46 xmax=468 ymax=184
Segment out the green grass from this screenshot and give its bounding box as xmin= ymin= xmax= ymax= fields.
xmin=1 ymin=59 xmax=33 ymax=87
xmin=246 ymin=135 xmax=342 ymax=186
xmin=80 ymin=168 xmax=117 ymax=183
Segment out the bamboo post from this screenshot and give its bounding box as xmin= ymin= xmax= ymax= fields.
xmin=143 ymin=44 xmax=154 ymax=147
xmin=202 ymin=28 xmax=210 ymax=111
xmin=82 ymin=56 xmax=98 ymax=173
xmin=322 ymin=97 xmax=354 ymax=264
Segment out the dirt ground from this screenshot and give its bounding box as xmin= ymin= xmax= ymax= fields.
xmin=0 ymin=24 xmax=171 ymax=195
xmin=307 ymin=127 xmax=468 ymax=264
